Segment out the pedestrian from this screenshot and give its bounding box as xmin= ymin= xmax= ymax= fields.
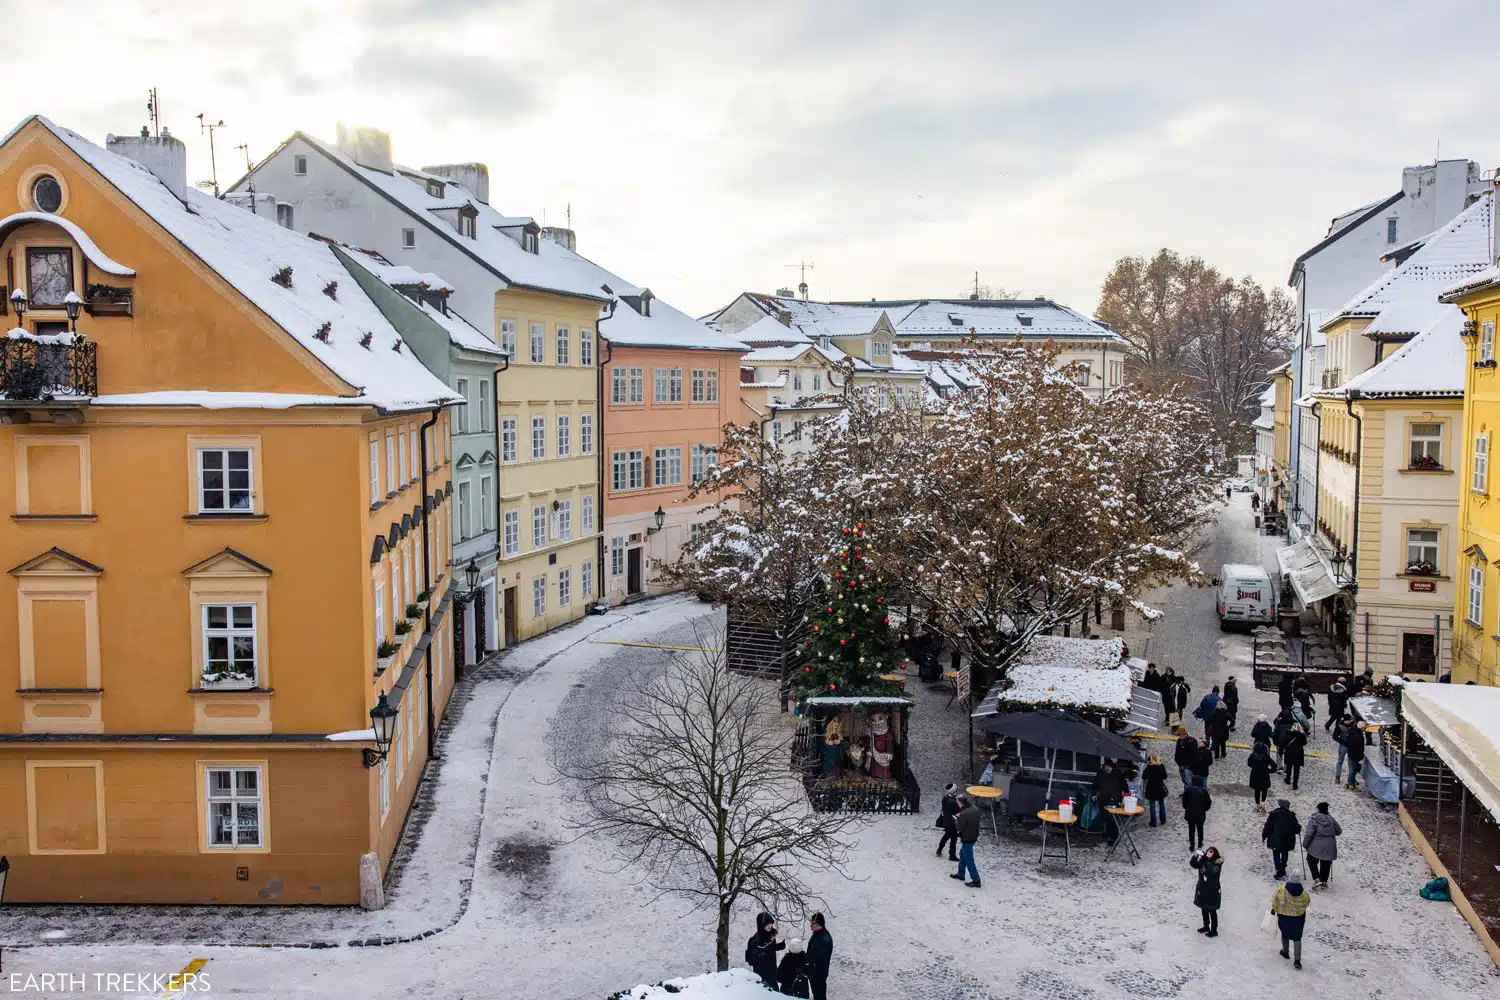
xmin=1190 ymin=737 xmax=1213 ymax=789
xmin=1342 ymin=718 xmax=1366 ymax=790
xmin=1190 ymin=846 xmax=1224 ymax=937
xmin=1261 ymin=798 xmax=1300 ymax=878
xmin=1331 ymin=714 xmax=1353 ymax=785
xmin=806 ymin=914 xmax=833 ymax=1000
xmin=1272 ymin=708 xmax=1295 ymax=766
xmin=1174 ymin=676 xmax=1192 ymax=729
xmin=1143 ymin=753 xmax=1169 ymax=827
xmin=1223 ymin=675 xmax=1240 ymax=730
xmin=1282 ymin=724 xmax=1307 ymax=791
xmin=1325 ymin=676 xmax=1349 ymax=731
xmin=1349 ymin=666 xmax=1375 ymax=697
xmin=1247 ymin=740 xmax=1278 ymax=810
xmin=1181 ymin=782 xmax=1212 ymax=851
xmin=1175 ymin=732 xmax=1198 ymax=787
xmin=1144 ymin=662 xmax=1162 ymax=693
xmin=935 ymin=782 xmax=960 ymax=860
xmin=1225 ymin=484 xmax=1232 ymax=502
xmin=746 ymin=912 xmax=784 ymax=990
xmin=778 ymin=939 xmax=810 ymax=997
xmin=1278 ymin=672 xmax=1295 ymax=712
xmin=1093 ymin=761 xmax=1127 ymax=846
xmin=1195 ymin=686 xmax=1221 ymax=737
xmin=1250 ymin=713 xmax=1274 ymax=747
xmin=1302 ymin=802 xmax=1342 ymax=889
xmin=1252 ymin=493 xmax=1261 ymax=511
xmin=1294 ymin=684 xmax=1315 ymax=729
xmin=1209 ymin=703 xmax=1231 ymax=760
xmin=1272 ymin=877 xmax=1310 ymax=969
xmin=950 ymin=795 xmax=982 ymax=888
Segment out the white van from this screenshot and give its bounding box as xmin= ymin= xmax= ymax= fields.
xmin=1214 ymin=563 xmax=1276 ymax=629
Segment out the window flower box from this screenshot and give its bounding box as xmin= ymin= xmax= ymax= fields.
xmin=1407 ymin=455 xmax=1443 ymax=472
xmin=1405 ymin=562 xmax=1438 ymax=577
xmin=199 ymin=665 xmax=256 ymax=690
xmin=394 ymin=619 xmax=412 ymax=636
xmin=404 ymin=603 xmax=422 ymax=620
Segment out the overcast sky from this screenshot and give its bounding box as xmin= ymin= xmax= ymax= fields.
xmin=7 ymin=0 xmax=1499 ymax=317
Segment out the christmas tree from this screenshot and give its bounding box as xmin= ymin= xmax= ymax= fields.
xmin=795 ymin=524 xmax=908 ymax=701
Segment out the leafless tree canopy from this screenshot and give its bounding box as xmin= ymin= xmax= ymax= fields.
xmin=1096 ymin=248 xmax=1295 ymax=443
xmin=553 ymin=625 xmax=856 ymax=971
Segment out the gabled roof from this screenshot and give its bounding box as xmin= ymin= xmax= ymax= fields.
xmin=735 ymin=314 xmax=812 ymax=345
xmin=333 ymin=245 xmax=503 ymax=358
xmin=27 ymin=117 xmax=461 ymax=412
xmin=1322 ymin=193 xmax=1492 ymax=337
xmin=729 ymin=293 xmax=1121 ymax=344
xmin=1325 ymin=311 xmax=1465 ymax=399
xmin=1288 ymin=191 xmax=1403 ymax=286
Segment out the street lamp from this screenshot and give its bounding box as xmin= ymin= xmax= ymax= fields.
xmin=9 ymin=288 xmax=26 ymax=323
xmin=463 ymin=558 xmax=481 ymax=600
xmin=363 ymin=693 xmax=399 ymax=768
xmin=63 ymin=290 xmax=83 ymax=332
xmin=645 ymin=505 xmax=666 ymax=536
xmin=1331 ymin=549 xmax=1347 ymax=585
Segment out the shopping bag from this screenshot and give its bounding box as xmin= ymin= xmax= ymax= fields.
xmin=1260 ymin=910 xmax=1276 ymax=934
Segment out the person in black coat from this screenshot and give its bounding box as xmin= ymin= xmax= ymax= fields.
xmin=1247 ymin=741 xmax=1278 ymax=809
xmin=806 ymin=914 xmax=833 ymax=1000
xmin=1093 ymin=761 xmax=1127 ymax=845
xmin=1272 ymin=709 xmax=1296 ymax=765
xmin=935 ymin=782 xmax=961 ymax=860
xmin=1143 ymin=663 xmax=1162 ymax=693
xmin=1190 ymin=739 xmax=1213 ymax=789
xmin=746 ymin=912 xmax=784 ymax=989
xmin=1325 ymin=676 xmax=1349 ymax=731
xmin=777 ymin=939 xmax=810 ymax=998
xmin=1283 ymin=725 xmax=1307 ymax=790
xmin=1278 ymin=672 xmax=1295 ymax=711
xmin=1143 ymin=753 xmax=1170 ymax=827
xmin=1250 ymin=714 xmax=1274 ymax=747
xmin=1174 ymin=677 xmax=1192 ymax=725
xmin=1190 ymin=846 xmax=1224 ymax=936
xmin=1208 ymin=703 xmax=1231 ymax=759
xmin=1181 ymin=783 xmax=1212 ymax=850
xmin=1261 ymin=799 xmax=1301 ymax=878
xmin=1222 ymin=676 xmax=1240 ymax=730
xmin=1343 ymin=719 xmax=1367 ymax=790
xmin=1174 ymin=733 xmax=1198 ymax=787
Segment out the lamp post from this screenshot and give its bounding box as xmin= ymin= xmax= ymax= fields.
xmin=63 ymin=291 xmax=83 ymax=332
xmin=9 ymin=288 xmax=26 ymax=325
xmin=463 ymin=559 xmax=481 ymax=600
xmin=645 ymin=505 xmax=666 ymax=536
xmin=1331 ymin=549 xmax=1347 ymax=586
xmin=363 ymin=692 xmax=399 ymax=768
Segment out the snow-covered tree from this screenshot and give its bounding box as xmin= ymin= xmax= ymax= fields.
xmin=796 ymin=525 xmax=908 ymax=700
xmin=554 ymin=626 xmax=856 ymax=972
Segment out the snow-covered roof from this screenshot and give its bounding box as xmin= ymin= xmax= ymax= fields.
xmin=736 ymin=314 xmax=811 ymax=345
xmin=1401 ymin=682 xmax=1500 ymax=823
xmin=0 ymin=211 xmax=134 ymax=276
xmin=1251 ymin=413 xmax=1275 ymax=430
xmin=1328 ymin=311 xmax=1465 ymax=399
xmin=336 ymin=247 xmax=503 ymax=358
xmin=599 ymin=293 xmax=747 ymax=352
xmin=735 ymin=294 xmax=1121 ymax=343
xmin=616 ymin=969 xmax=776 ymax=1000
xmin=1441 ymin=263 xmax=1500 ymax=302
xmin=1322 ymin=193 xmax=1492 ymax=334
xmin=741 ymin=344 xmax=823 ymax=364
xmin=1015 ymin=635 xmax=1127 ymax=672
xmin=1259 ymin=385 xmax=1277 ymax=405
xmin=36 ymin=118 xmax=460 ymax=412
xmin=287 ymin=132 xmax=609 ymax=303
xmin=999 ymin=661 xmax=1134 ymax=716
xmin=346 ymin=257 xmax=455 ymax=294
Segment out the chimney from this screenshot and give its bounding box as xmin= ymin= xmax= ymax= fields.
xmin=541 ymin=226 xmax=576 ymax=252
xmin=106 ymin=133 xmax=188 ymax=203
xmin=421 ymin=162 xmax=489 ymax=204
xmin=335 ymin=124 xmax=394 ymax=174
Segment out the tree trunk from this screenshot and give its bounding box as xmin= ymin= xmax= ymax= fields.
xmin=716 ymin=899 xmax=732 ymax=972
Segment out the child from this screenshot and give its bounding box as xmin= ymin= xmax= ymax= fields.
xmin=778 ymin=938 xmax=811 ymax=997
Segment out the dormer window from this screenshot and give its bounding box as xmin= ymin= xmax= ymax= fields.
xmin=426 ymin=180 xmax=445 ymax=198
xmin=522 ymin=231 xmax=539 ymax=254
xmin=948 ymin=314 xmax=964 ymax=326
xmin=460 ymin=214 xmax=476 ymax=239
xmin=1016 ymin=313 xmax=1033 ymax=327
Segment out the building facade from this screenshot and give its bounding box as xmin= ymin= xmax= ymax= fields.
xmin=0 ymin=117 xmax=460 ymax=904
xmin=231 ymin=127 xmax=604 ymax=646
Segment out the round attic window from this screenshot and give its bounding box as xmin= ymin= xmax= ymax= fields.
xmin=31 ymin=175 xmax=62 ymax=213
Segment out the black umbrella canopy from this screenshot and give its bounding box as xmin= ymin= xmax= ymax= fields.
xmin=981 ymin=709 xmax=1140 ymax=760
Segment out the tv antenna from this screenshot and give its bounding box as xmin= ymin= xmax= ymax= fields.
xmin=146 ymin=88 xmax=162 ymax=137
xmin=197 ymin=113 xmax=225 ymax=197
xmin=235 ymin=143 xmax=256 ymax=205
xmin=784 ymin=261 xmax=814 ymax=300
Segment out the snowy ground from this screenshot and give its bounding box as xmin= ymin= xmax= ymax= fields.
xmin=2 ymin=498 xmax=1497 ymax=999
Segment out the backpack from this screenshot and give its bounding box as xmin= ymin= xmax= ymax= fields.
xmin=1420 ymin=877 xmax=1451 ymax=902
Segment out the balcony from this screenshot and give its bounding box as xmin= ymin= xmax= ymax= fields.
xmin=0 ymin=334 xmax=98 ymax=422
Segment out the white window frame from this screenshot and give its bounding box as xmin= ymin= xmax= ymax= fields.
xmin=1406 ymin=528 xmax=1440 ymax=573
xmin=582 ymin=494 xmax=595 ymax=533
xmin=398 ymin=431 xmax=409 ymax=485
xmin=1474 ymin=433 xmax=1490 ymax=494
xmin=478 ymin=380 xmax=491 ymax=432
xmin=457 ymin=480 xmax=472 ymax=542
xmin=611 ymin=536 xmax=626 ymax=576
xmin=374 ymin=582 xmax=385 ymax=648
xmin=205 ymin=766 xmax=263 ymax=850
xmin=812 ymin=372 xmax=822 ymax=392
xmin=1409 ymin=422 xmax=1442 ymax=468
xmin=691 ymin=368 xmax=719 ymax=403
xmin=1482 ymin=320 xmax=1496 ymax=363
xmin=530 ymin=322 xmax=546 ymax=364
xmin=554 ymin=499 xmax=572 ymax=541
xmin=1387 ymin=217 xmax=1398 ymax=244
xmin=201 ymin=603 xmax=258 ymax=688
xmin=500 ymin=319 xmax=517 ymax=360
xmin=385 ymin=435 xmax=396 ymax=496
xmin=401 ymin=228 xmax=416 ymax=249
xmin=533 ymin=504 xmax=547 ymax=548
xmin=556 ymin=327 xmax=570 ymax=366
xmin=873 ymin=340 xmax=890 ymax=359
xmin=479 ymin=475 xmax=493 ymax=531
xmin=293 ymin=154 xmax=308 ymax=176
xmin=558 ymin=568 xmax=571 ymax=607
xmin=580 ymin=329 xmax=593 ymax=368
xmin=580 ymin=413 xmax=594 ymax=455
xmin=792 ymin=371 xmax=802 ymax=391
xmin=379 ymin=759 xmax=390 ymax=819
xmin=455 ymin=377 xmax=470 ymax=433
xmin=582 ymin=560 xmax=593 ymax=599
xmin=1469 ymin=564 xmax=1484 ymax=626
xmin=654 ymin=367 xmax=670 ymax=403
xmin=772 ymin=421 xmax=783 ymax=445
xmin=503 ymin=510 xmax=520 ymax=556
xmin=557 ymin=414 xmax=571 ymax=457
xmin=197 ymin=447 xmax=255 ymax=514
xmin=653 ymin=446 xmax=682 ymax=487
xmin=532 ymin=576 xmax=547 ymax=618
xmin=629 ymin=367 xmax=644 ymax=403
xmin=627 ymin=449 xmax=644 ymax=490
xmin=368 ymin=437 xmax=380 ymax=504
xmin=501 ymin=417 xmax=517 ymax=463
xmin=612 ymin=366 xmax=628 ymax=405
xmin=532 ymin=416 xmax=547 ymax=460
xmin=612 ymin=451 xmax=629 ymax=492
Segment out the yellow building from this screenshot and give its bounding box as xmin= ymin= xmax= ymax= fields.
xmin=1442 ymin=249 xmax=1500 ymax=684
xmin=1272 ymin=364 xmax=1293 ymax=504
xmin=0 ymin=117 xmax=462 ymax=904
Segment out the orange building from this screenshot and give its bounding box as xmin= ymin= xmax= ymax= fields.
xmin=0 ymin=117 xmax=460 ymax=904
xmin=597 ymin=289 xmax=745 ymax=601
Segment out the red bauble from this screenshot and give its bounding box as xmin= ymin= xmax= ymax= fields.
xmin=883 ymin=617 xmax=889 ymax=624
xmin=804 ymin=666 xmax=811 ymax=673
xmin=839 ymin=639 xmax=846 ymax=645
xmin=850 ymin=632 xmax=856 ymax=637
xmin=829 ymin=683 xmax=836 ymax=690
xmin=876 ymin=598 xmax=883 ymax=604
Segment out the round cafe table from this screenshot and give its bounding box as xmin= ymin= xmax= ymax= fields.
xmin=878 ymin=673 xmax=906 ymax=684
xmin=965 ymin=785 xmax=1004 ymax=840
xmin=1104 ymin=805 xmax=1145 ymax=865
xmin=1037 ymin=809 xmax=1077 ymax=866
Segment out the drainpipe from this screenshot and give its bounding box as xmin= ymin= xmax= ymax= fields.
xmin=491 ymin=351 xmax=510 ymax=638
xmin=595 ymin=301 xmax=617 ymax=603
xmin=1309 ymin=400 xmax=1323 ymax=537
xmin=418 ymin=404 xmax=442 ymax=755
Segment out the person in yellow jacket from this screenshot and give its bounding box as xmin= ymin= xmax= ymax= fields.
xmin=1271 ymin=878 xmax=1310 ymax=969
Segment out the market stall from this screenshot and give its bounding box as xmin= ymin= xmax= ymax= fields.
xmin=797 ymin=695 xmax=918 ymax=813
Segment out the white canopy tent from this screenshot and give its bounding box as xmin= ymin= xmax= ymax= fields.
xmin=1276 ymin=540 xmax=1342 ymax=606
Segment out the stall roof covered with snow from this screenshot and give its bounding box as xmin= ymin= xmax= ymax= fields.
xmin=1401 ymin=682 xmax=1500 ymax=823
xmin=971 ymin=635 xmax=1135 ymax=720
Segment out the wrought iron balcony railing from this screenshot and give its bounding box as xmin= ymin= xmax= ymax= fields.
xmin=0 ymin=335 xmax=98 ymax=400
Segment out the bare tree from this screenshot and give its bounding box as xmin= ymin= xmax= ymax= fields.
xmin=554 ymin=626 xmax=856 ymax=972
